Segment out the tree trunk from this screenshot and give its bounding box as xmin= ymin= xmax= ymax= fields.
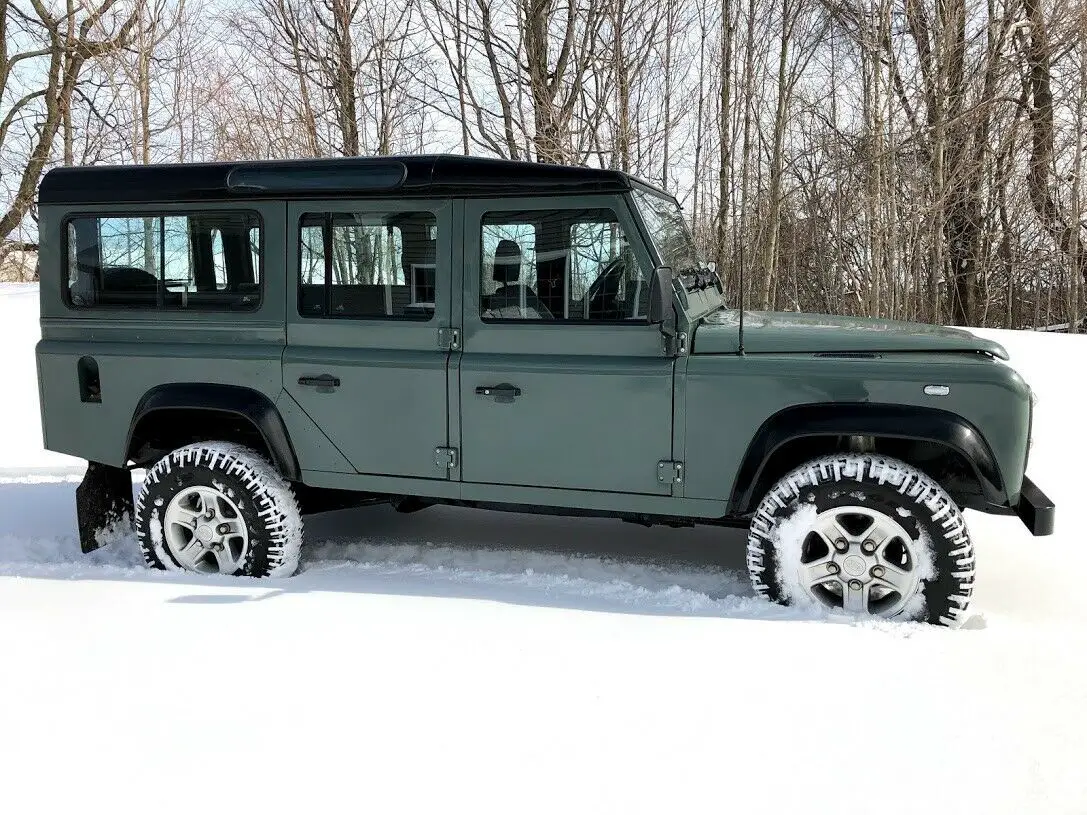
xmin=1023 ymin=0 xmax=1087 ymax=300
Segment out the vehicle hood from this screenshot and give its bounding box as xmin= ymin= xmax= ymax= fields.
xmin=694 ymin=309 xmax=1009 ymax=359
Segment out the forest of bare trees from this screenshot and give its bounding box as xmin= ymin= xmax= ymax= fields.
xmin=2 ymin=0 xmax=1085 ymax=329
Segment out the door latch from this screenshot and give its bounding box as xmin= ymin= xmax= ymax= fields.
xmin=475 ymin=383 xmax=521 ymax=403
xmin=297 ymin=374 xmax=341 ymax=392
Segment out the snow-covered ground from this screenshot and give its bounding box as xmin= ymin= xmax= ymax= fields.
xmin=1 ymin=284 xmax=1085 ymax=814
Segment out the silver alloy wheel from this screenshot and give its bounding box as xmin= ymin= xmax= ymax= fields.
xmin=162 ymin=485 xmax=250 ymax=574
xmin=796 ymin=505 xmax=923 ymax=617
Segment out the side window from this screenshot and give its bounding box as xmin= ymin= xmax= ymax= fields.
xmin=298 ymin=211 xmax=436 ymax=320
xmin=480 ymin=208 xmax=648 ymax=322
xmin=64 ymin=211 xmax=261 ymax=310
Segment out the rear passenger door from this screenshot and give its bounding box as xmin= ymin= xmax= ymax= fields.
xmin=283 ymin=200 xmax=454 ymax=480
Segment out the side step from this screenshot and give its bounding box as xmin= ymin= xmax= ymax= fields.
xmin=76 ymin=462 xmax=134 ymax=553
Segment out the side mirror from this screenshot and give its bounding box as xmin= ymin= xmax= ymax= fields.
xmin=649 ymin=265 xmax=672 ymax=326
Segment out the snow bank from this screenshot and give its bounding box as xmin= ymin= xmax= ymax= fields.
xmin=0 ymin=285 xmax=84 ymax=474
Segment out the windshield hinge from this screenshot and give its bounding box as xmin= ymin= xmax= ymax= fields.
xmin=438 ymin=327 xmax=460 ymax=351
xmin=657 ymin=460 xmax=684 ymax=484
xmin=434 ymin=446 xmax=458 ymax=470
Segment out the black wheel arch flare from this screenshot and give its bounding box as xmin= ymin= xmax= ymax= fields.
xmin=125 ymin=383 xmax=301 ymax=481
xmin=729 ymin=403 xmax=1005 ymax=515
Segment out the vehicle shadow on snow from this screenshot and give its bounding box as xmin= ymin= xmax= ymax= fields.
xmin=0 ymin=477 xmax=879 ymax=623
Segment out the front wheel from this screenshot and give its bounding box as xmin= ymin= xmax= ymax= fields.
xmin=136 ymin=442 xmax=303 ymax=577
xmin=746 ymin=454 xmax=975 ymax=627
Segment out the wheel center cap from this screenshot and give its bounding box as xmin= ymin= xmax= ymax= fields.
xmin=842 ymin=555 xmax=867 ymax=577
xmin=195 ymin=524 xmax=214 ymax=544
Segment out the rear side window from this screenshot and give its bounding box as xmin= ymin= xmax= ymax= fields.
xmin=298 ymin=211 xmax=436 ymax=320
xmin=64 ymin=211 xmax=262 ymax=310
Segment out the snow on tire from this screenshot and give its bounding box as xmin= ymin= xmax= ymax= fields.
xmin=746 ymin=454 xmax=974 ymax=627
xmin=136 ymin=442 xmax=303 ymax=578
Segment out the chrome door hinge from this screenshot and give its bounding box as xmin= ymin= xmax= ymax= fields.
xmin=438 ymin=327 xmax=461 ymax=351
xmin=657 ymin=460 xmax=684 ymax=484
xmin=435 ymin=446 xmax=458 ymax=470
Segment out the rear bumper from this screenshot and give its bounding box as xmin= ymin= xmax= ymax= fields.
xmin=1016 ymin=476 xmax=1055 ymax=536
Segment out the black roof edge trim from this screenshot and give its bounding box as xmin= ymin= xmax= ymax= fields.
xmin=37 ymin=155 xmax=638 ymax=205
xmin=225 ymin=161 xmax=407 ymax=194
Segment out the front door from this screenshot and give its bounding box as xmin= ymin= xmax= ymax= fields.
xmin=457 ymin=196 xmax=675 ymax=495
xmin=284 ymin=199 xmax=453 ymax=480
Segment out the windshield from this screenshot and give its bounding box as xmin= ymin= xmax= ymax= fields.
xmin=631 ymin=187 xmax=703 ymax=279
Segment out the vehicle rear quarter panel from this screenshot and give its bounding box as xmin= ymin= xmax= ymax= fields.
xmin=682 ymin=352 xmax=1031 ymax=506
xmin=35 ymin=202 xmax=288 ymax=468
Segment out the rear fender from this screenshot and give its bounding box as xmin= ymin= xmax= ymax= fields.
xmin=125 ymin=383 xmax=300 ymax=480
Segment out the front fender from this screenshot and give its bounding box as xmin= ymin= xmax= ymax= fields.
xmin=727 ymin=403 xmax=1004 ymax=514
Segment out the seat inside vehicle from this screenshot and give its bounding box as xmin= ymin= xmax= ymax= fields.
xmin=482 ymin=238 xmax=551 ymax=319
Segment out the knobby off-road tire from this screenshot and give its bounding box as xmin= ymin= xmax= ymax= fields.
xmin=746 ymin=454 xmax=975 ymax=627
xmin=136 ymin=442 xmax=303 ymax=578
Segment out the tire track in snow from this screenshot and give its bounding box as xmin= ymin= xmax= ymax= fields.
xmin=0 ymin=474 xmax=814 ymax=620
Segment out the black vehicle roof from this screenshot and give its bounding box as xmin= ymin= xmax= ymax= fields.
xmin=38 ymin=154 xmax=670 ymax=205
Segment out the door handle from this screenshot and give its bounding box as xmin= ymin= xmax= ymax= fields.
xmin=298 ymin=374 xmax=340 ymax=391
xmin=475 ymin=383 xmax=521 ymax=402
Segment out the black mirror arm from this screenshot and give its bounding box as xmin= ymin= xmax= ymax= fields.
xmin=649 ymin=265 xmax=683 ymax=356
xmin=649 ymin=265 xmax=672 ymax=326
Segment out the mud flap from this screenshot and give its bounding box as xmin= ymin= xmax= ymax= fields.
xmin=76 ymin=462 xmax=134 ymax=553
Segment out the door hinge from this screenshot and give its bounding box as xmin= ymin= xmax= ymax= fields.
xmin=657 ymin=460 xmax=684 ymax=484
xmin=438 ymin=327 xmax=461 ymax=351
xmin=435 ymin=446 xmax=458 ymax=470
xmin=664 ymin=331 xmax=688 ymax=357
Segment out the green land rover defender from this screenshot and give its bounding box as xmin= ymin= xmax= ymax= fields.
xmin=35 ymin=155 xmax=1054 ymax=626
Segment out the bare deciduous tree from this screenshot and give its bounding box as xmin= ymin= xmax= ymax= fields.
xmin=2 ymin=0 xmax=1086 ymax=330
xmin=0 ymin=0 xmax=138 ymax=247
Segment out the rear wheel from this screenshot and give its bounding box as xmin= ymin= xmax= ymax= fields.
xmin=746 ymin=454 xmax=975 ymax=626
xmin=136 ymin=442 xmax=303 ymax=577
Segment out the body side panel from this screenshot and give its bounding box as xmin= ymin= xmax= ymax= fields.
xmin=682 ymin=352 xmax=1031 ymax=507
xmin=36 ymin=201 xmax=287 ymax=469
xmin=274 ymin=390 xmax=354 ymax=474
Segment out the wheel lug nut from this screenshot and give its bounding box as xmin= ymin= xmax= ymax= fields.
xmin=217 ymin=523 xmax=230 ymax=535
xmin=834 ymin=539 xmax=849 ymax=552
xmin=871 ymin=565 xmax=885 ymax=578
xmin=826 ymin=563 xmax=840 ymax=574
xmin=848 ymin=579 xmax=863 ymax=590
xmin=861 ymin=540 xmax=876 ymax=553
